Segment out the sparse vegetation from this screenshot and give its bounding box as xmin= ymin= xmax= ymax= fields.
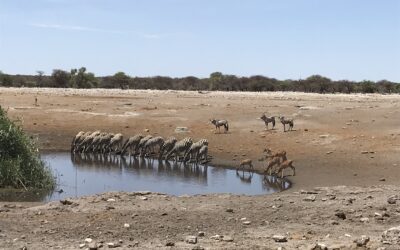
xmin=0 ymin=106 xmax=55 ymax=189
xmin=0 ymin=69 xmax=399 ymax=94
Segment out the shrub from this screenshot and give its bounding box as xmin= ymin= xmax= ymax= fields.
xmin=0 ymin=106 xmax=55 ymax=189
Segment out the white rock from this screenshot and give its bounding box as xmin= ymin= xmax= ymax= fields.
xmin=272 ymin=235 xmax=287 ymax=242
xmin=107 ymin=198 xmax=115 ymax=202
xmin=84 ymin=238 xmax=93 ymax=243
xmin=124 ymin=223 xmax=130 ymax=228
xmin=185 ymin=236 xmax=197 ymax=244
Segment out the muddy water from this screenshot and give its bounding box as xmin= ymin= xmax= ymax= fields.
xmin=0 ymin=153 xmax=290 ymax=202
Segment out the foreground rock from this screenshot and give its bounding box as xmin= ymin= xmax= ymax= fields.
xmin=1 ymin=186 xmax=400 ymax=249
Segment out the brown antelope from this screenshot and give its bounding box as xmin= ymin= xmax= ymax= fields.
xmin=276 ymin=160 xmax=295 ymax=178
xmin=236 ymin=159 xmax=253 ymax=172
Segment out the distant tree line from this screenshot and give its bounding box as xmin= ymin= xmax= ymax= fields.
xmin=0 ymin=68 xmax=399 ymax=94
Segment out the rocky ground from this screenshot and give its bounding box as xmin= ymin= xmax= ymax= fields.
xmin=1 ymin=186 xmax=400 ymax=249
xmin=1 ymin=88 xmax=400 ymax=249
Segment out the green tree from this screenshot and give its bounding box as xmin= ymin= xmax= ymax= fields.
xmin=51 ymin=69 xmax=70 ymax=88
xmin=111 ymin=72 xmax=131 ymax=89
xmin=70 ymin=67 xmax=98 ymax=88
xmin=0 ymin=71 xmax=13 ymax=87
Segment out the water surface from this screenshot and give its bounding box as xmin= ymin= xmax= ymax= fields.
xmin=0 ymin=152 xmax=290 ymax=202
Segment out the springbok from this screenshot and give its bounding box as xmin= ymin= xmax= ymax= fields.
xmin=236 ymin=159 xmax=253 ymax=172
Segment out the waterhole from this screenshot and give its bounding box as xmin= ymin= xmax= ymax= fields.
xmin=0 ymin=152 xmax=290 ymax=202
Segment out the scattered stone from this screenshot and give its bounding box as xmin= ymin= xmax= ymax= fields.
xmin=144 ymin=128 xmax=150 ymax=132
xmin=326 ymin=151 xmax=333 ymax=155
xmin=311 ymin=244 xmax=328 ymax=250
xmin=360 ymin=217 xmax=369 ymax=223
xmin=361 ymin=151 xmax=369 ymax=154
xmin=382 ymin=226 xmax=400 ymax=245
xmin=85 ymin=238 xmax=93 ymax=243
xmin=380 ymin=178 xmax=386 ymax=182
xmin=388 ymin=195 xmax=399 ymax=204
xmin=165 ymin=242 xmax=175 ymax=246
xmin=197 ymin=231 xmax=205 ymax=237
xmin=211 ymin=235 xmax=223 ymax=240
xmin=335 ymin=211 xmax=346 ymax=220
xmin=59 ymin=200 xmax=73 ymax=205
xmin=344 ymin=234 xmax=351 ymax=237
xmin=175 ymin=127 xmax=189 ymax=133
xmin=79 ymin=243 xmax=85 ymax=249
xmin=222 ymin=236 xmax=234 ymax=242
xmin=319 ymin=134 xmax=329 ymax=138
xmin=105 ymin=205 xmax=115 ymax=210
xmin=242 ymin=221 xmax=251 ymax=225
xmin=191 ymin=246 xmax=205 ymax=250
xmin=375 ymin=212 xmax=383 ymax=217
xmin=185 ymin=236 xmax=197 ymax=244
xmin=225 ymin=208 xmax=234 ymax=213
xmin=272 ymin=235 xmax=287 ymax=242
xmin=124 ymin=223 xmax=130 ymax=228
xmin=107 ymin=198 xmax=115 ymax=202
xmin=354 ymin=235 xmax=370 ymax=247
xmin=140 ymin=196 xmax=148 ymax=200
xmin=303 ymin=195 xmax=316 ymax=202
xmin=107 ymin=242 xmax=120 ymax=248
xmin=88 ymin=242 xmax=98 ymax=250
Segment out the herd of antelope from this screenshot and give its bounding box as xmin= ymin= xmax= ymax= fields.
xmin=70 ymin=131 xmax=210 ymax=164
xmin=70 ymin=113 xmax=296 ymax=179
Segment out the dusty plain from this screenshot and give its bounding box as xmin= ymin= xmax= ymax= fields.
xmin=0 ymin=87 xmax=400 ymax=249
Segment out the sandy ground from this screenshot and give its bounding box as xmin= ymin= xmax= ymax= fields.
xmin=1 ymin=87 xmax=400 ymax=249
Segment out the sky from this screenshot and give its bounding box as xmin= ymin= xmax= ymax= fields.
xmin=0 ymin=0 xmax=399 ymax=81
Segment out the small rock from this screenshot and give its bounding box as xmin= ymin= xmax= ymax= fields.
xmin=344 ymin=234 xmax=351 ymax=237
xmin=361 ymin=151 xmax=369 ymax=154
xmin=140 ymin=196 xmax=148 ymax=200
xmin=360 ymin=217 xmax=369 ymax=223
xmin=165 ymin=242 xmax=175 ymax=246
xmin=242 ymin=221 xmax=251 ymax=225
xmin=191 ymin=246 xmax=205 ymax=250
xmin=88 ymin=242 xmax=98 ymax=250
xmin=60 ymin=200 xmax=73 ymax=205
xmin=197 ymin=231 xmax=205 ymax=237
xmin=303 ymin=195 xmax=316 ymax=202
xmin=335 ymin=211 xmax=346 ymax=220
xmin=380 ymin=178 xmax=386 ymax=182
xmin=211 ymin=235 xmax=223 ymax=240
xmin=222 ymin=236 xmax=234 ymax=242
xmin=107 ymin=242 xmax=120 ymax=248
xmin=185 ymin=236 xmax=197 ymax=244
xmin=311 ymin=243 xmax=328 ymax=250
xmin=107 ymin=198 xmax=115 ymax=202
xmin=354 ymin=235 xmax=370 ymax=247
xmin=319 ymin=134 xmax=329 ymax=138
xmin=144 ymin=129 xmax=150 ymax=132
xmin=225 ymin=208 xmax=234 ymax=213
xmin=124 ymin=223 xmax=130 ymax=228
xmin=79 ymin=243 xmax=86 ymax=249
xmin=85 ymin=238 xmax=93 ymax=243
xmin=174 ymin=127 xmax=188 ymax=133
xmin=272 ymin=235 xmax=287 ymax=242
xmin=387 ymin=195 xmax=399 ymax=204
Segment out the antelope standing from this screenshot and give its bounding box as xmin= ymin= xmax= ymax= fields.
xmin=210 ymin=119 xmax=229 ymax=133
xmin=279 ymin=116 xmax=294 ymax=132
xmin=276 ymin=160 xmax=295 ymax=178
xmin=236 ymin=159 xmax=253 ymax=172
xmin=260 ymin=114 xmax=275 ymax=130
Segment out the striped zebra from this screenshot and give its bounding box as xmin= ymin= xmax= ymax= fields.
xmin=86 ymin=132 xmax=107 ymax=153
xmin=165 ymin=137 xmax=193 ymax=162
xmin=107 ymin=133 xmax=124 ymax=153
xmin=279 ymin=116 xmax=294 ymax=132
xmin=121 ymin=134 xmax=143 ymax=156
xmin=136 ymin=135 xmax=153 ymax=156
xmin=76 ymin=131 xmax=101 ymax=153
xmin=184 ymin=139 xmax=209 ymax=163
xmin=92 ymin=133 xmax=114 ymax=154
xmin=71 ymin=131 xmax=85 ymax=152
xmin=159 ymin=137 xmax=177 ymax=159
xmin=197 ymin=145 xmax=208 ymax=163
xmin=260 ymin=114 xmax=275 ymax=130
xmin=142 ymin=136 xmax=164 ymax=156
xmin=210 ymin=119 xmax=229 ymax=133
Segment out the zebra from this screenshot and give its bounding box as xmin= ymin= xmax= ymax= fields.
xmin=107 ymin=133 xmax=124 ymax=153
xmin=120 ymin=134 xmax=143 ymax=156
xmin=85 ymin=132 xmax=107 ymax=153
xmin=279 ymin=116 xmax=294 ymax=132
xmin=136 ymin=135 xmax=153 ymax=156
xmin=76 ymin=131 xmax=101 ymax=153
xmin=94 ymin=133 xmax=114 ymax=154
xmin=197 ymin=145 xmax=209 ymax=163
xmin=184 ymin=139 xmax=208 ymax=163
xmin=165 ymin=137 xmax=193 ymax=162
xmin=260 ymin=114 xmax=275 ymax=130
xmin=159 ymin=137 xmax=177 ymax=159
xmin=142 ymin=136 xmax=164 ymax=156
xmin=71 ymin=131 xmax=85 ymax=152
xmin=210 ymin=119 xmax=229 ymax=133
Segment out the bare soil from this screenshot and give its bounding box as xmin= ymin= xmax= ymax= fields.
xmin=0 ymin=88 xmax=400 ymax=249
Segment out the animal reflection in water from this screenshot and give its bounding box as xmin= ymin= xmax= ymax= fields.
xmin=235 ymin=169 xmax=290 ymax=191
xmin=70 ymin=153 xmax=209 ymax=181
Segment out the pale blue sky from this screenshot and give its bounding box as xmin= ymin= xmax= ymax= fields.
xmin=0 ymin=0 xmax=399 ymax=81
